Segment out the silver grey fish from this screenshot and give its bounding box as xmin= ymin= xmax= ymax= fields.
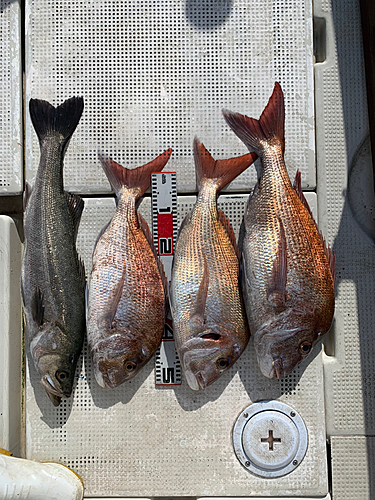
xmin=87 ymin=149 xmax=172 ymax=389
xmin=170 ymin=138 xmax=257 ymax=390
xmin=21 ymin=97 xmax=86 ymax=406
xmin=223 ymin=83 xmax=335 ymax=379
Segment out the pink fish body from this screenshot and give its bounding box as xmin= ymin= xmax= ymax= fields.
xmin=223 ymin=83 xmax=335 ymax=379
xmin=87 ymin=149 xmax=172 ymax=388
xmin=170 ymin=138 xmax=256 ymax=390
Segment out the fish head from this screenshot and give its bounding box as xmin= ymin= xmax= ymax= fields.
xmin=179 ymin=329 xmax=245 ymax=391
xmin=253 ymin=307 xmax=321 ymax=379
xmin=92 ymin=333 xmax=151 ymax=388
xmin=31 ymin=323 xmax=79 ymax=406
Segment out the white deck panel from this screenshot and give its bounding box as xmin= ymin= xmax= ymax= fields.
xmin=0 ymin=1 xmax=22 ymax=194
xmin=24 ymin=194 xmax=329 ymax=497
xmin=25 ymin=0 xmax=314 ymax=194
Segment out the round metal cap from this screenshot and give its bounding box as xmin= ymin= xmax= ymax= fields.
xmin=232 ymin=400 xmax=308 ymax=478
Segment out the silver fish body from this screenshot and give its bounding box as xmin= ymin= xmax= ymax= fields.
xmin=223 ymin=83 xmax=335 ymax=379
xmin=170 ymin=139 xmax=256 ymax=390
xmin=21 ymin=97 xmax=85 ymax=406
xmin=87 ymin=150 xmax=172 ymax=388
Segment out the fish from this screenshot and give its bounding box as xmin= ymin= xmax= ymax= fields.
xmin=21 ymin=97 xmax=86 ymax=406
xmin=222 ymin=82 xmax=335 ymax=379
xmin=87 ymin=149 xmax=172 ymax=389
xmin=169 ymin=138 xmax=257 ymax=390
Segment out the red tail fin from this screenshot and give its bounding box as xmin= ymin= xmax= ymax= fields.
xmin=222 ymin=82 xmax=285 ymax=156
xmin=193 ymin=137 xmax=257 ymax=193
xmin=99 ymin=148 xmax=172 ymax=199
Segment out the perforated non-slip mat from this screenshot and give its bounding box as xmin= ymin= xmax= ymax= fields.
xmin=25 ymin=194 xmax=329 ymax=497
xmin=25 ymin=0 xmax=315 ymax=194
xmin=0 ymin=0 xmax=22 ymax=194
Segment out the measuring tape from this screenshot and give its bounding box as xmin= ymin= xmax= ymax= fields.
xmin=151 ymin=172 xmax=181 ymax=386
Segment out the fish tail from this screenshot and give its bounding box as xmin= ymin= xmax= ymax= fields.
xmin=193 ymin=137 xmax=257 ymax=193
xmin=222 ymin=82 xmax=285 ymax=156
xmin=98 ymin=148 xmax=172 ymax=199
xmin=29 ymin=97 xmax=84 ymax=149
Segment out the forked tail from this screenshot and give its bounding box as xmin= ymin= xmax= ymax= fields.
xmin=193 ymin=137 xmax=257 ymax=193
xmin=222 ymin=82 xmax=285 ymax=156
xmin=29 ymin=97 xmax=84 ymax=151
xmin=98 ymin=148 xmax=172 ymax=200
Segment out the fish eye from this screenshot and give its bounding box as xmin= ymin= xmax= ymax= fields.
xmin=56 ymin=370 xmax=69 ymax=382
xmin=216 ymin=358 xmax=230 ymax=370
xmin=299 ymin=341 xmax=312 ymax=354
xmin=124 ymin=361 xmax=137 ymax=372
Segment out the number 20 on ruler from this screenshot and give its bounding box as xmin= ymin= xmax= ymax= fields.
xmin=151 ymin=172 xmax=181 ymax=386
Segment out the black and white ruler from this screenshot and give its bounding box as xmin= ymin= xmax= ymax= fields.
xmin=151 ymin=172 xmax=181 ymax=386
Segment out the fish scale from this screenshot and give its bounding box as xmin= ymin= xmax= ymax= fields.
xmin=21 ymin=97 xmax=86 ymax=406
xmin=223 ymin=82 xmax=335 ymax=379
xmin=170 ymin=139 xmax=256 ymax=391
xmin=87 ymin=149 xmax=172 ymax=389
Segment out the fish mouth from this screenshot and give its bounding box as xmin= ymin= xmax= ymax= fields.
xmin=271 ymin=358 xmax=284 ymax=379
xmin=40 ymin=374 xmax=66 ymax=399
xmin=257 ymin=354 xmax=285 ymax=379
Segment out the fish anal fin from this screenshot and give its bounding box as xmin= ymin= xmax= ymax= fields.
xmin=218 ymin=209 xmax=239 ymax=258
xmin=98 ymin=148 xmax=172 ymax=200
xmin=64 ymin=192 xmax=85 ymax=240
xmin=267 ymin=217 xmax=287 ymax=311
xmin=93 ymin=221 xmax=111 ymax=253
xmin=31 ymin=288 xmax=44 ymax=326
xmin=193 ymin=137 xmax=257 ymax=193
xmin=222 ymin=82 xmax=285 ymax=156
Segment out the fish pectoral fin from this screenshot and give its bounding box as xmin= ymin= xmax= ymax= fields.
xmin=64 ymin=192 xmax=85 ymax=241
xmin=267 ymin=217 xmax=287 ymax=310
xmin=195 ymin=254 xmax=209 ymax=320
xmin=30 ymin=288 xmax=45 ymax=326
xmin=103 ymin=266 xmax=126 ymax=328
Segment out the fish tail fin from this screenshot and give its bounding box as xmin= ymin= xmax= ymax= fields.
xmin=99 ymin=148 xmax=172 ymax=199
xmin=222 ymin=82 xmax=285 ymax=156
xmin=29 ymin=97 xmax=84 ymax=149
xmin=193 ymin=137 xmax=257 ymax=193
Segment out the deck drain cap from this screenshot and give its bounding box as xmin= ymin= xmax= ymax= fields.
xmin=233 ymin=400 xmax=308 ymax=478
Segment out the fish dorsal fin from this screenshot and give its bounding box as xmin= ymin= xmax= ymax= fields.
xmin=217 ymin=209 xmax=239 ymax=258
xmin=64 ymin=192 xmax=85 ymax=240
xmin=193 ymin=137 xmax=257 ymax=193
xmin=31 ymin=288 xmax=45 ymax=326
xmin=98 ymin=149 xmax=172 ymax=201
xmin=222 ymin=82 xmax=285 ymax=156
xmin=78 ymin=257 xmax=86 ymax=288
xmin=293 ymin=170 xmax=316 ymax=221
xmin=293 ymin=170 xmax=336 ymax=284
xmin=321 ymin=232 xmax=336 ymax=285
xmin=23 ymin=182 xmax=32 ymax=212
xmin=267 ymin=217 xmax=287 ymax=311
